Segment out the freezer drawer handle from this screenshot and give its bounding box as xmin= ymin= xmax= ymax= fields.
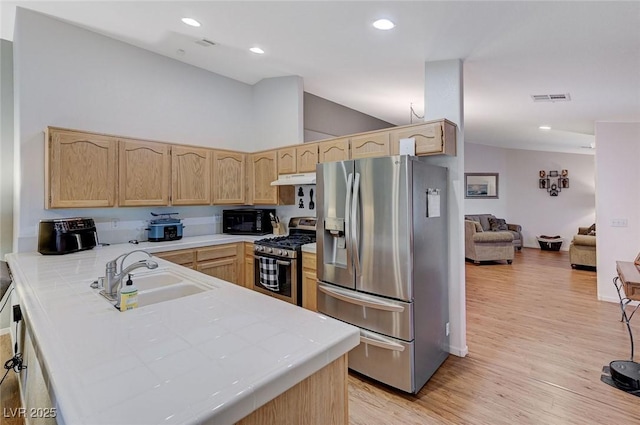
xmin=360 ymin=333 xmax=405 ymax=352
xmin=318 ymin=284 xmax=404 ymax=313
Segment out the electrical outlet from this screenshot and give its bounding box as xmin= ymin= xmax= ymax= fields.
xmin=445 ymin=322 xmax=450 ymax=336
xmin=111 ymin=218 xmax=119 ymax=229
xmin=611 ymin=218 xmax=628 ymax=227
xmin=213 ymin=214 xmax=221 ymax=223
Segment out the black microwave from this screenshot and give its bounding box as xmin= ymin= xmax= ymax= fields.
xmin=223 ymin=209 xmax=275 ymax=235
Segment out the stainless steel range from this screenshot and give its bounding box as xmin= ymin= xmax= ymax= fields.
xmin=253 ymin=217 xmax=316 ymax=305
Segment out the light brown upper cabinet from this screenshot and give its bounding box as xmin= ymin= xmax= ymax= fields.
xmin=212 ymin=150 xmax=246 ymax=205
xmin=350 ymin=132 xmax=390 ymax=159
xmin=296 ymin=143 xmax=319 ymax=172
xmin=118 ymin=138 xmax=171 ymax=206
xmin=171 ymin=145 xmax=211 ymax=205
xmin=249 ymin=150 xmax=279 ymax=205
xmin=46 ymin=127 xmax=118 ymax=208
xmin=390 ymin=120 xmax=456 ymax=156
xmin=277 ymin=147 xmax=297 ymax=175
xmin=318 ymin=138 xmax=349 ymax=163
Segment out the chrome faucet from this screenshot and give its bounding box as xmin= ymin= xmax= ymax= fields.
xmin=101 ymin=250 xmax=158 ymax=300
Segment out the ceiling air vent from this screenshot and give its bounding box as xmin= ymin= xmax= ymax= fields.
xmin=195 ymin=38 xmax=216 ymax=47
xmin=531 ymin=93 xmax=571 ymax=102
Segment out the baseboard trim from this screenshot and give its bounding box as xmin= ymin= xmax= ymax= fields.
xmin=449 ymin=344 xmax=469 ymax=357
xmin=599 ymin=295 xmax=639 ymax=306
xmin=0 ymin=327 xmax=9 ymax=336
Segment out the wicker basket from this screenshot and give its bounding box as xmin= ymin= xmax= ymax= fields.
xmin=537 ymin=235 xmax=563 ymax=251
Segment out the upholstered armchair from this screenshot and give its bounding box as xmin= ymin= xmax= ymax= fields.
xmin=569 ymin=225 xmax=596 ymax=269
xmin=464 ymin=220 xmax=514 ymax=265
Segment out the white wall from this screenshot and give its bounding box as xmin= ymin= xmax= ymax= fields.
xmin=12 ymin=8 xmax=302 ymax=251
xmin=595 ymin=122 xmax=640 ymax=302
xmin=464 ymin=143 xmax=508 ymax=218
xmin=464 ymin=143 xmax=596 ymax=251
xmin=422 ymin=59 xmax=467 ymax=357
xmin=505 ymin=149 xmax=595 ymax=249
xmin=0 ymin=39 xmax=13 ymax=258
xmin=253 ymin=76 xmax=304 ymax=150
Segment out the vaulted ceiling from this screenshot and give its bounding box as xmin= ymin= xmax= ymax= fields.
xmin=2 ymin=1 xmax=639 ymax=153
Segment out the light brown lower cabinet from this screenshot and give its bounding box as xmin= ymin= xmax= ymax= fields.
xmin=302 ymin=252 xmax=317 ymax=312
xmin=154 ymin=243 xmax=243 ymax=286
xmin=235 ymin=353 xmax=348 ymax=425
xmin=244 ymin=243 xmax=254 ymax=290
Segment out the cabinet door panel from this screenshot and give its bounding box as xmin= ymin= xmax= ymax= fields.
xmin=350 ymin=133 xmax=390 ymax=159
xmin=303 ymin=269 xmax=318 ymax=312
xmin=277 ymin=148 xmax=297 ymax=174
xmin=318 ymin=138 xmax=349 ymax=163
xmin=245 ymin=256 xmax=254 ymax=290
xmin=196 ymin=244 xmax=238 ymax=262
xmin=213 ymin=151 xmax=246 ymax=204
xmin=296 ymin=144 xmax=319 ymax=173
xmin=197 ymin=258 xmax=238 ymax=284
xmin=172 ymin=146 xmax=211 ymax=205
xmin=390 ymin=122 xmax=443 ymax=155
xmin=119 ymin=139 xmax=170 ymax=206
xmin=250 ymin=151 xmax=278 ymax=205
xmin=47 ymin=128 xmax=117 ymax=208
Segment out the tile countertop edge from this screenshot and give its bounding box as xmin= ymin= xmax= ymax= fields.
xmin=6 ymin=237 xmax=358 ymax=425
xmin=301 ymin=242 xmax=316 ymax=254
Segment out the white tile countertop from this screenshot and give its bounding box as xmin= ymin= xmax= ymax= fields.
xmin=301 ymin=242 xmax=316 ymax=254
xmin=6 ymin=235 xmax=358 ymax=425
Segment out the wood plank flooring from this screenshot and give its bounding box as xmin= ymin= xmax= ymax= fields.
xmin=349 ymin=248 xmax=640 ymax=425
xmin=2 ymin=249 xmax=638 ymax=424
xmin=0 ymin=332 xmax=24 ymax=425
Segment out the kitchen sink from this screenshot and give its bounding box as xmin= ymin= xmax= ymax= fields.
xmin=128 ymin=269 xmax=186 ymax=291
xmin=137 ymin=282 xmax=209 ymax=307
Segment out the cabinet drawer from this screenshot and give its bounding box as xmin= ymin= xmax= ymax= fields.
xmin=154 ymin=249 xmax=195 ymax=266
xmin=196 ymin=244 xmax=238 ymax=262
xmin=302 ymin=252 xmax=317 ymax=271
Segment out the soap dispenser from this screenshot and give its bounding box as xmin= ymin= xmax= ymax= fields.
xmin=119 ymin=274 xmax=138 ymax=312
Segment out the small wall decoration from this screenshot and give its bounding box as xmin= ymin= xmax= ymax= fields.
xmin=539 ymin=169 xmax=569 ymax=196
xmin=464 ymin=173 xmax=499 ymax=199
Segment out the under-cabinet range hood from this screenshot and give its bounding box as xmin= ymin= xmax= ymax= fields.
xmin=270 ymin=173 xmax=316 ymax=186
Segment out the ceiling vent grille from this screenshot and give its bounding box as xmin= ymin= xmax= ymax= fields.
xmin=195 ymin=39 xmax=216 ymax=47
xmin=531 ymin=93 xmax=571 ymax=102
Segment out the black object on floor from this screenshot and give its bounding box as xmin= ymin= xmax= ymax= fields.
xmin=0 ymin=261 xmax=11 ymax=301
xmin=601 ymin=365 xmax=640 ymax=397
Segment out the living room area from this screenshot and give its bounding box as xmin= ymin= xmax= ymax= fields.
xmin=463 ymin=122 xmax=640 ymax=307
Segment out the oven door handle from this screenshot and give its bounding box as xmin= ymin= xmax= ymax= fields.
xmin=253 ymin=255 xmax=291 ymax=267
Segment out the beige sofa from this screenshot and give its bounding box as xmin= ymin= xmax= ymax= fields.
xmin=465 ymin=220 xmax=514 ymax=265
xmin=464 ymin=214 xmax=523 ymax=250
xmin=569 ymin=226 xmax=596 ymax=269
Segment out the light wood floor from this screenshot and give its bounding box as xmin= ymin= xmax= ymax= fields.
xmin=1 ymin=331 xmax=24 ymax=425
xmin=349 ymin=248 xmax=640 ymax=424
xmin=2 ymin=249 xmax=638 ymax=424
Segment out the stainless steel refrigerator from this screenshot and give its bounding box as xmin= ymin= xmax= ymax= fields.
xmin=316 ymin=155 xmax=449 ymax=394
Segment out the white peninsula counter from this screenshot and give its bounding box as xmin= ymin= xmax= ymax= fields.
xmin=6 ymin=235 xmax=359 ymax=425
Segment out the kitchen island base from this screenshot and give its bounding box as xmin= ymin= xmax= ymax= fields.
xmin=236 ymin=354 xmax=348 ymax=425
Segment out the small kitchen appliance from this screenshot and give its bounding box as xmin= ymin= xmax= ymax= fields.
xmin=253 ymin=217 xmax=316 ymax=306
xmin=223 ymin=208 xmax=275 ymax=235
xmin=38 ymin=217 xmax=98 ymax=255
xmin=146 ymin=212 xmax=184 ymax=242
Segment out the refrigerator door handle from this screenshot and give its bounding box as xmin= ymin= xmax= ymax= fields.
xmin=317 ymin=284 xmax=405 ymax=312
xmin=351 ymin=172 xmax=361 ymax=276
xmin=345 ymin=172 xmax=353 ymax=264
xmin=360 ymin=332 xmax=406 ymax=352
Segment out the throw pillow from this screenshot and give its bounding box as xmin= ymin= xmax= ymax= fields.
xmin=588 ymin=223 xmax=596 ymax=232
xmin=473 ymin=221 xmax=483 ymax=232
xmin=488 ymin=217 xmax=509 ymax=231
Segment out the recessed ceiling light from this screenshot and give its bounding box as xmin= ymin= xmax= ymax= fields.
xmin=373 ymin=19 xmax=395 ymax=30
xmin=250 ymin=47 xmax=265 ymax=54
xmin=539 ymin=126 xmax=552 ymax=130
xmin=181 ymin=17 xmax=201 ymax=27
